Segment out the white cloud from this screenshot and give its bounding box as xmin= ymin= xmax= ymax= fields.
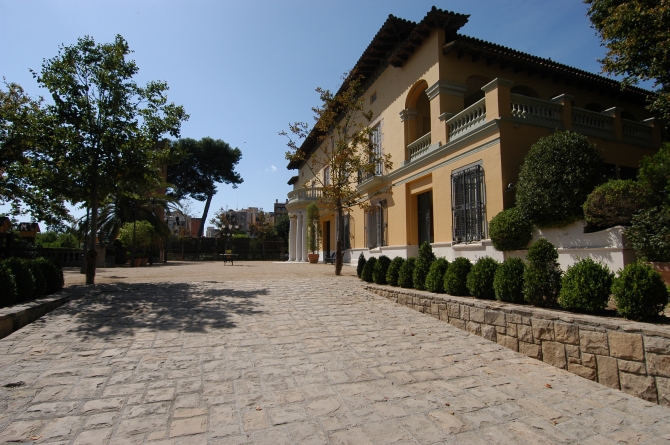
xmin=265 ymin=165 xmax=278 ymax=172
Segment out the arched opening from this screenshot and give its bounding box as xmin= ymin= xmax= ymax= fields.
xmin=621 ymin=110 xmax=637 ymax=121
xmin=584 ymin=103 xmax=605 ymax=113
xmin=404 ymin=80 xmax=431 ymax=150
xmin=510 ymin=85 xmax=540 ymax=98
xmin=464 ymin=75 xmax=491 ymax=108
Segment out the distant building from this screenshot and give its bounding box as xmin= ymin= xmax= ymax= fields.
xmin=272 ymin=199 xmax=289 ymax=223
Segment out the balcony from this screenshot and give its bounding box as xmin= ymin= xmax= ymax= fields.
xmin=287 ymin=187 xmax=322 ymax=204
xmin=406 ymin=132 xmax=432 ymax=161
xmin=445 ymin=98 xmax=486 ymax=142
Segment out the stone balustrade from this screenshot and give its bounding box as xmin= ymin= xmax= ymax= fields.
xmin=287 ymin=187 xmax=322 ymax=203
xmin=446 ymin=98 xmax=486 ymax=142
xmin=510 ymin=94 xmax=562 ymax=128
xmin=407 ymin=132 xmax=432 ymax=161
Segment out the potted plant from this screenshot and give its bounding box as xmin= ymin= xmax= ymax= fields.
xmin=306 ymin=202 xmax=321 ymax=263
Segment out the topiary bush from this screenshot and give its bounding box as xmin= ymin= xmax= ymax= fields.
xmin=361 ymin=257 xmax=377 ymax=283
xmin=3 ymin=258 xmax=35 ymax=303
xmin=612 ymin=262 xmax=669 ymax=321
xmin=398 ymin=257 xmax=417 ymax=289
xmin=35 ymin=258 xmax=63 ymax=294
xmin=413 ymin=242 xmax=436 ymax=290
xmin=558 ymin=258 xmax=613 ymax=313
xmin=386 ymin=257 xmax=405 ymax=287
xmin=0 ymin=265 xmax=18 ymax=308
xmin=625 ymin=206 xmax=670 ymax=262
xmin=493 ymin=257 xmax=525 ymax=303
xmin=583 ymin=180 xmax=652 ymax=229
xmin=516 ymin=131 xmax=604 ymax=227
xmin=466 ymin=256 xmax=499 ymax=299
xmin=357 ymin=253 xmax=367 ymax=278
xmin=425 ymin=258 xmax=449 ymax=293
xmin=28 ymin=260 xmax=47 ymax=297
xmin=523 ymin=238 xmax=562 ymax=307
xmin=489 ymin=208 xmax=533 ymax=251
xmin=373 ymin=255 xmax=392 ymax=285
xmin=443 ymin=257 xmax=472 ymax=296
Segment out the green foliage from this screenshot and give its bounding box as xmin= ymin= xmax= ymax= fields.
xmin=583 ymin=180 xmax=652 ymax=229
xmin=0 ymin=265 xmax=18 ymax=307
xmin=306 ymin=203 xmax=321 ymax=253
xmin=466 ymin=257 xmax=499 ymax=299
xmin=489 ymin=208 xmax=533 ymax=251
xmin=357 ymin=253 xmax=367 ymax=278
xmin=386 ymin=257 xmax=405 ymax=286
xmin=625 ymin=206 xmax=670 ymax=262
xmin=35 ymin=257 xmax=63 ymax=294
xmin=28 ymin=261 xmax=47 ymax=296
xmin=494 ymin=257 xmax=526 ymax=303
xmin=274 ymin=214 xmax=290 ymax=246
xmin=398 ymin=257 xmax=417 ymax=289
xmin=35 ymin=232 xmax=79 ymax=249
xmin=612 ymin=262 xmax=669 ymax=321
xmin=559 ymin=258 xmax=613 ymax=313
xmin=413 ymin=241 xmax=436 ymax=290
xmin=443 ymin=257 xmax=472 ymax=296
xmin=516 ymin=131 xmax=604 ymax=227
xmin=638 ymin=143 xmax=670 ymax=205
xmin=373 ymin=255 xmax=392 ymax=285
xmin=361 ymin=257 xmax=377 ymax=283
xmin=118 ymin=220 xmax=155 ymax=254
xmin=425 ymin=258 xmax=449 ymax=294
xmin=523 ymin=239 xmax=562 ymax=307
xmin=3 ymin=258 xmax=35 ymax=302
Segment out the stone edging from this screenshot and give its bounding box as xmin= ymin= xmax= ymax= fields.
xmin=0 ymin=293 xmax=71 ymax=340
xmin=364 ymin=284 xmax=670 ymax=406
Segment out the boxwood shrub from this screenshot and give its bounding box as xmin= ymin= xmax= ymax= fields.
xmin=413 ymin=242 xmax=436 ymax=290
xmin=612 ymin=262 xmax=669 ymax=321
xmin=493 ymin=257 xmax=525 ymax=303
xmin=523 ymin=238 xmax=562 ymax=307
xmin=373 ymin=255 xmax=391 ymax=285
xmin=386 ymin=257 xmax=405 ymax=287
xmin=356 ymin=253 xmax=366 ymax=278
xmin=583 ymin=180 xmax=652 ymax=229
xmin=425 ymin=258 xmax=449 ymax=293
xmin=361 ymin=257 xmax=377 ymax=283
xmin=3 ymin=258 xmax=35 ymax=303
xmin=625 ymin=206 xmax=670 ymax=262
xmin=466 ymin=257 xmax=499 ymax=299
xmin=28 ymin=260 xmax=47 ymax=297
xmin=398 ymin=257 xmax=416 ymax=289
xmin=35 ymin=258 xmax=63 ymax=294
xmin=558 ymin=258 xmax=613 ymax=313
xmin=443 ymin=257 xmax=472 ymax=296
xmin=0 ymin=265 xmax=18 ymax=307
xmin=489 ymin=208 xmax=533 ymax=251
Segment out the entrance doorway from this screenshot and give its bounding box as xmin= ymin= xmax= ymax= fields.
xmin=417 ymin=190 xmax=434 ymax=246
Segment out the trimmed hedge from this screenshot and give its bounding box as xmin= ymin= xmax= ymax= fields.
xmin=356 ymin=253 xmax=366 ymax=278
xmin=361 ymin=257 xmax=377 ymax=283
xmin=467 ymin=256 xmax=499 ymax=299
xmin=523 ymin=238 xmax=561 ymax=307
xmin=493 ymin=257 xmax=525 ymax=303
xmin=398 ymin=257 xmax=417 ymax=289
xmin=35 ymin=258 xmax=64 ymax=294
xmin=3 ymin=258 xmax=35 ymax=303
xmin=612 ymin=262 xmax=669 ymax=321
xmin=489 ymin=208 xmax=533 ymax=251
xmin=558 ymin=258 xmax=613 ymax=313
xmin=443 ymin=257 xmax=472 ymax=296
xmin=413 ymin=242 xmax=436 ymax=290
xmin=386 ymin=257 xmax=405 ymax=287
xmin=583 ymin=180 xmax=652 ymax=229
xmin=0 ymin=265 xmax=18 ymax=308
xmin=373 ymin=256 xmax=391 ymax=285
xmin=425 ymin=258 xmax=449 ymax=293
xmin=28 ymin=261 xmax=47 ymax=297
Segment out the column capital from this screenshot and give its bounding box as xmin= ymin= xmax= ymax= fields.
xmin=399 ymin=108 xmax=418 ymax=122
xmin=482 ymin=78 xmax=514 ymax=93
xmin=426 ymin=80 xmax=467 ymax=100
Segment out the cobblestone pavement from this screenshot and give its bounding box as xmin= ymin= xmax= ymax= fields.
xmin=1 ymin=263 xmax=670 ymax=444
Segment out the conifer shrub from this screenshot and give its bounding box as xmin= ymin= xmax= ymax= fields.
xmin=398 ymin=257 xmax=417 ymax=289
xmin=28 ymin=261 xmax=47 ymax=297
xmin=558 ymin=258 xmax=613 ymax=313
xmin=425 ymin=258 xmax=449 ymax=293
xmin=583 ymin=180 xmax=652 ymax=229
xmin=489 ymin=208 xmax=533 ymax=251
xmin=386 ymin=257 xmax=405 ymax=287
xmin=443 ymin=257 xmax=472 ymax=296
xmin=493 ymin=257 xmax=525 ymax=303
xmin=612 ymin=262 xmax=669 ymax=321
xmin=356 ymin=253 xmax=367 ymax=278
xmin=361 ymin=257 xmax=377 ymax=283
xmin=523 ymin=238 xmax=562 ymax=307
xmin=35 ymin=258 xmax=64 ymax=294
xmin=3 ymin=258 xmax=35 ymax=303
xmin=0 ymin=265 xmax=18 ymax=307
xmin=466 ymin=256 xmax=499 ymax=299
xmin=373 ymin=255 xmax=392 ymax=285
xmin=413 ymin=242 xmax=436 ymax=290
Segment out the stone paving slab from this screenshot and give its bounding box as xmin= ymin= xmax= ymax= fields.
xmin=0 ymin=268 xmax=669 ymax=444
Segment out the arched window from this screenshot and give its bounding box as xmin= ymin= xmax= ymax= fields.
xmin=621 ymin=110 xmax=637 ymax=121
xmin=403 ymin=80 xmax=432 ymax=159
xmin=510 ymin=85 xmax=540 ymax=98
xmin=464 ymin=75 xmax=491 ymax=108
xmin=584 ymin=103 xmax=605 ymax=113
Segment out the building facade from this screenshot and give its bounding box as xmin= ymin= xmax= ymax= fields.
xmin=285 ymin=8 xmax=662 ymax=268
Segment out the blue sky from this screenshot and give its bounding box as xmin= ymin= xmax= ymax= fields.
xmin=0 ymin=0 xmax=634 ymax=226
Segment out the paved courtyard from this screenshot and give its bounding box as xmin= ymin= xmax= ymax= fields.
xmin=1 ymin=262 xmax=669 ymax=444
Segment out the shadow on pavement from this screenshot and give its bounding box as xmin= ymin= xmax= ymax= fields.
xmin=61 ymin=282 xmax=267 ymax=339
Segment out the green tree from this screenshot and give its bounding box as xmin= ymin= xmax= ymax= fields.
xmin=167 ymin=137 xmax=242 ymax=237
xmin=282 ymin=72 xmax=392 ymax=275
xmin=305 ymin=202 xmax=321 ymax=254
xmin=30 ymin=35 xmax=188 ymax=284
xmin=586 ymin=0 xmax=670 ymax=121
xmin=274 ymin=214 xmax=290 ymax=247
xmin=118 ymin=220 xmax=155 ymax=257
xmin=249 ymin=210 xmax=275 ymax=259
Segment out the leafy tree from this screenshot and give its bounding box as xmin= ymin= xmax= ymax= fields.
xmin=586 ymin=0 xmax=670 ymax=121
xmin=638 ymin=142 xmax=670 ymax=205
xmin=249 ymin=210 xmax=275 ymax=259
xmin=625 ymin=206 xmax=670 ymax=261
xmin=168 ymin=137 xmax=242 ymax=238
xmin=30 ymin=35 xmax=188 ymax=284
xmin=583 ymin=179 xmax=653 ymax=228
xmin=274 ymin=214 xmax=290 ymax=247
xmin=305 ymin=202 xmax=321 ymax=254
xmin=283 ymin=72 xmax=392 ymax=275
xmin=210 ymin=208 xmax=239 ymax=252
xmin=118 ymin=220 xmax=155 ymax=257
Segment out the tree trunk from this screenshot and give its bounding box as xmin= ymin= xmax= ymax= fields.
xmin=86 ymin=184 xmax=99 ymax=285
xmin=335 ymin=202 xmax=343 ymax=276
xmin=198 ymin=193 xmax=213 ymax=238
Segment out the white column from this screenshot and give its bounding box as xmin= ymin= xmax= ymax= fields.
xmin=296 ymin=213 xmax=303 ymax=262
xmin=288 ymin=215 xmax=296 ymax=261
xmin=301 ymin=212 xmax=308 ymax=262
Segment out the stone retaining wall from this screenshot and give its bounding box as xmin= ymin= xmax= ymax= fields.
xmin=364 ymin=284 xmax=670 ymax=406
xmin=0 ymin=294 xmax=69 ymax=340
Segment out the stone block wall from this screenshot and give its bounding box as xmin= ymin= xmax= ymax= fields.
xmin=365 ymin=285 xmax=670 ymax=406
